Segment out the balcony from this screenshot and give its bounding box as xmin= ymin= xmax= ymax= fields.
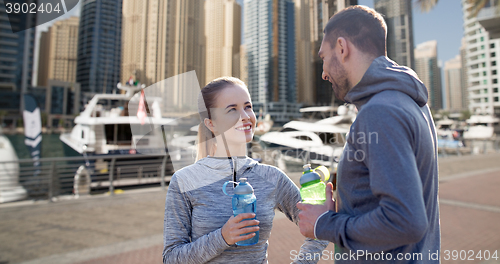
xmin=477 ymin=5 xmax=500 ymax=39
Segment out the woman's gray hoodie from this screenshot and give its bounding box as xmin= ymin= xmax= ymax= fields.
xmin=163 ymin=156 xmax=329 ymax=263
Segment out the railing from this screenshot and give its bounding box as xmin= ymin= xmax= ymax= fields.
xmin=438 ymin=138 xmax=500 ymax=157
xmin=0 ymin=153 xmax=173 ymax=202
xmin=3 ymin=139 xmax=497 ymax=202
xmin=0 ymin=144 xmax=338 ymax=201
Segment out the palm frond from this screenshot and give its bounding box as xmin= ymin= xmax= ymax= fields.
xmin=415 ymin=0 xmax=439 ymax=13
xmin=416 ymin=0 xmax=499 ymax=16
xmin=468 ymin=0 xmax=490 ymax=17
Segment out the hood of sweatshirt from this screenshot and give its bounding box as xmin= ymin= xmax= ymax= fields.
xmin=344 ymin=56 xmax=428 ymax=110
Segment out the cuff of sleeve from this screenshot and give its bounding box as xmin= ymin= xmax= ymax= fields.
xmin=314 ymin=211 xmax=331 ymax=239
xmin=215 ymin=228 xmax=232 ymax=250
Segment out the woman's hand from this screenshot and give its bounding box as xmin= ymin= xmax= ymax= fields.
xmin=221 ymin=213 xmax=260 ymax=245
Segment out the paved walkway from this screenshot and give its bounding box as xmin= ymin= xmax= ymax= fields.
xmin=0 ymin=153 xmax=499 ymax=264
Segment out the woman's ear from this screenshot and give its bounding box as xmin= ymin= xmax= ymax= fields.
xmin=204 ymin=118 xmax=216 ymax=134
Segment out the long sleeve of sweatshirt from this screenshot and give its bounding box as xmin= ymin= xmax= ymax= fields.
xmin=162 ymin=175 xmax=231 ymax=264
xmin=274 ymin=167 xmax=330 ymax=263
xmin=314 ymin=104 xmax=429 ymax=253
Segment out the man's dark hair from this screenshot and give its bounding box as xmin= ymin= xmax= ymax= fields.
xmin=324 ymin=5 xmax=387 ymax=57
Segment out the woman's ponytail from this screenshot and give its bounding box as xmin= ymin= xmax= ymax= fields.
xmin=196 ymin=93 xmax=216 ymax=161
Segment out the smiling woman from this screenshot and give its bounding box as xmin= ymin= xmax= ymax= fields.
xmin=162 ymin=77 xmax=330 ymax=264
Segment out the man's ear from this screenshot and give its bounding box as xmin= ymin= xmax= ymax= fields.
xmin=204 ymin=118 xmax=215 ymax=134
xmin=337 ymin=37 xmax=349 ymax=63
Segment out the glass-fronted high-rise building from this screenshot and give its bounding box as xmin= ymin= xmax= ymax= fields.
xmin=296 ymin=0 xmax=357 ymax=107
xmin=245 ymin=0 xmax=298 ymax=124
xmin=444 ymin=55 xmax=465 ymax=112
xmin=374 ymin=0 xmax=414 ymax=69
xmin=121 ymin=0 xmax=206 ymax=115
xmin=121 ymin=0 xmax=206 ymax=87
xmin=76 ymin=0 xmax=122 ymax=96
xmin=205 ymin=0 xmax=241 ymax=84
xmin=415 ymin=40 xmax=443 ymax=110
xmin=460 ymin=38 xmax=470 ymax=110
xmin=0 ymin=0 xmax=36 ymax=117
xmin=37 ymin=16 xmax=79 ymax=87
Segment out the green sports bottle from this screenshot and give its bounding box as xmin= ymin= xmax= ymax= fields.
xmin=299 ymin=164 xmax=326 ymax=205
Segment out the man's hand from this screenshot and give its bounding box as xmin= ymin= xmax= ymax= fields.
xmin=297 ymin=182 xmax=335 ymax=239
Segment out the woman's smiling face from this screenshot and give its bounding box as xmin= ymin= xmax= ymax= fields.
xmin=207 ymin=84 xmax=256 ymax=145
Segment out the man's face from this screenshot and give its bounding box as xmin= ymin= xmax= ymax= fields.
xmin=319 ymin=38 xmax=351 ymax=101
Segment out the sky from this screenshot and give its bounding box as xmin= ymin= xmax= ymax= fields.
xmin=359 ymin=0 xmax=464 ymax=66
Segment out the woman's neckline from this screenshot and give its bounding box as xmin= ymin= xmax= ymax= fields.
xmin=206 ymin=155 xmax=248 ymax=159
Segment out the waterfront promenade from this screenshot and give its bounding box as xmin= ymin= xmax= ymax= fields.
xmin=0 ymin=153 xmax=499 ymax=264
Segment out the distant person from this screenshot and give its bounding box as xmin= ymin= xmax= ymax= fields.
xmin=163 ymin=77 xmax=329 ymax=263
xmin=297 ymin=6 xmax=440 ymax=263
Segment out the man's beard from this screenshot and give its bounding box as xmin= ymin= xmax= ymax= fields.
xmin=330 ymin=55 xmax=351 ymax=101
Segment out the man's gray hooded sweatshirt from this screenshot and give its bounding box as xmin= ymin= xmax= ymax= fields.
xmin=314 ymin=56 xmax=440 ymax=263
xmin=163 ymin=156 xmax=329 ymax=264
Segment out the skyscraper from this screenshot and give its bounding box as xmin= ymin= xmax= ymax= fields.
xmin=0 ymin=0 xmax=36 ymax=106
xmin=444 ymin=55 xmax=465 ymax=111
xmin=295 ymin=0 xmax=357 ymax=106
xmin=240 ymin=44 xmax=248 ymax=86
xmin=121 ymin=0 xmax=168 ymax=86
xmin=76 ymin=0 xmax=122 ymax=95
xmin=245 ymin=0 xmax=298 ymax=124
xmin=166 ymin=1 xmax=206 ymax=88
xmin=205 ymin=0 xmax=241 ymax=83
xmin=37 ymin=17 xmax=79 ymax=87
xmin=462 ymin=0 xmax=500 ymax=116
xmin=294 ymin=0 xmax=315 ymax=105
xmin=121 ymin=0 xmax=205 ymax=87
xmin=121 ymin=0 xmax=205 ymax=114
xmin=414 ymin=40 xmax=443 ymax=110
xmin=460 ymin=38 xmax=469 ymax=111
xmin=374 ymin=0 xmax=414 ymax=69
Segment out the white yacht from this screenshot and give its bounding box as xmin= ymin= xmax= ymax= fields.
xmin=259 ymin=129 xmax=345 ymax=166
xmin=435 ymin=117 xmax=457 ymax=131
xmin=168 ymin=125 xmax=198 ymax=166
xmin=259 ymin=106 xmax=354 ymax=166
xmin=254 ymin=113 xmax=274 ymax=136
xmin=0 ymin=128 xmax=27 ymax=203
xmin=299 ymin=105 xmax=337 ymax=120
xmin=463 ymin=115 xmax=499 ymax=140
xmin=60 ymin=84 xmax=177 ymax=157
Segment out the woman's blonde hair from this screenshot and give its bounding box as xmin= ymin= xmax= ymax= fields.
xmin=196 ymin=77 xmax=248 ymax=161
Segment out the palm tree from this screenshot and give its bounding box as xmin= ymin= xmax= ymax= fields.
xmin=416 ymin=0 xmax=499 ymax=17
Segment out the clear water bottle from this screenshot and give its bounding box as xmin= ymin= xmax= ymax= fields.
xmin=300 ymin=164 xmax=326 ymax=205
xmin=222 ymin=178 xmax=259 ymax=246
